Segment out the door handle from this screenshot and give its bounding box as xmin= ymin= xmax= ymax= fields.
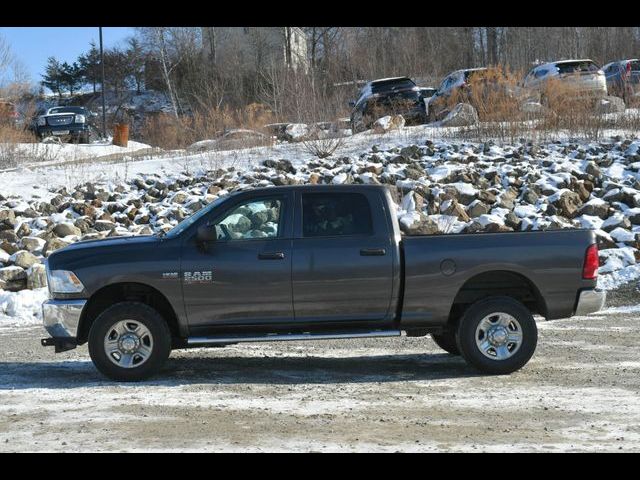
xmin=258 ymin=252 xmax=285 ymax=260
xmin=360 ymin=248 xmax=386 ymax=256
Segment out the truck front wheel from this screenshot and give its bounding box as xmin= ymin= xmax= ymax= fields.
xmin=431 ymin=332 xmax=460 ymax=355
xmin=88 ymin=302 xmax=172 ymax=382
xmin=456 ymin=297 xmax=537 ymax=375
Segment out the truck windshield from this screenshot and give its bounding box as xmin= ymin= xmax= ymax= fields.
xmin=161 ymin=194 xmax=232 ymax=239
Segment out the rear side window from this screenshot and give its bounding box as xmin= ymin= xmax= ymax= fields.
xmin=535 ymin=68 xmax=549 ymax=79
xmin=629 ymin=61 xmax=640 ymax=72
xmin=556 ymin=61 xmax=599 ymax=74
xmin=302 ymin=193 xmax=373 ymax=238
xmin=371 ymin=78 xmax=416 ymax=94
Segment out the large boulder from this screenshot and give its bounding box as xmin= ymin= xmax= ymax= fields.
xmin=520 ymin=101 xmax=549 ymax=118
xmin=53 ymin=223 xmax=82 ymax=238
xmin=0 ymin=209 xmax=16 ymax=227
xmin=578 ymin=199 xmax=610 ymax=219
xmin=19 ymin=236 xmax=46 ymax=253
xmin=9 ymin=250 xmax=39 ymax=270
xmin=0 ymin=266 xmax=27 ymax=291
xmin=43 ymin=238 xmax=72 ymax=256
xmin=27 ymin=263 xmax=47 ymax=289
xmin=283 ymin=123 xmax=318 ymax=142
xmin=440 ymin=103 xmax=478 ymax=127
xmin=399 ymin=212 xmax=439 ymax=235
xmin=372 ymin=115 xmax=405 ymax=134
xmin=595 ymin=96 xmax=626 ymax=115
xmin=553 ymin=190 xmax=583 ymax=218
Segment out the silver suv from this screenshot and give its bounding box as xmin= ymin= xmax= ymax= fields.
xmin=523 ymin=59 xmax=607 ymax=101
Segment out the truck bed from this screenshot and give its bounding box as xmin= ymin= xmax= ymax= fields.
xmin=400 ymin=229 xmax=597 ymax=326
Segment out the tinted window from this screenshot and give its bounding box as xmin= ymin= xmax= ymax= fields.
xmin=371 ymin=78 xmax=416 ymax=94
xmin=629 ymin=61 xmax=640 ymax=71
xmin=535 ymin=68 xmax=548 ymax=78
xmin=556 ymin=61 xmax=599 ymax=74
xmin=463 ymin=69 xmax=486 ymax=81
xmin=49 ymin=106 xmax=87 ymax=115
xmin=216 ymin=198 xmax=283 ymax=240
xmin=302 ymin=193 xmax=373 ymax=238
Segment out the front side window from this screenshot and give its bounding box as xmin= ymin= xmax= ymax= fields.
xmin=215 ymin=198 xmax=282 ymax=240
xmin=302 ymin=193 xmax=373 ymax=238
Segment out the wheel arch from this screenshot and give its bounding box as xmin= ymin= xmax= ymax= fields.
xmin=447 ymin=270 xmax=547 ymax=327
xmin=77 ymin=282 xmax=182 ymax=345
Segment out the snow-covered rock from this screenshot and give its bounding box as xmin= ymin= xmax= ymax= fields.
xmin=440 ymin=103 xmax=478 ymax=127
xmin=372 ymin=115 xmax=405 ymax=134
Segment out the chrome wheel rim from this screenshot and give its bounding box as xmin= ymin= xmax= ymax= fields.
xmin=475 ymin=312 xmax=522 ymax=360
xmin=104 ymin=320 xmax=154 ymax=369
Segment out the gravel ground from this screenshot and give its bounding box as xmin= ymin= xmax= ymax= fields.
xmin=1 ymin=290 xmax=639 ymax=452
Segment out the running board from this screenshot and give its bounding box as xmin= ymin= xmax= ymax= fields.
xmin=187 ymin=329 xmax=402 ymax=346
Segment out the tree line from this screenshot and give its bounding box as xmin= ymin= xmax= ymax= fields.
xmin=41 ymin=37 xmax=146 ymax=98
xmin=39 ymin=27 xmax=640 ymax=123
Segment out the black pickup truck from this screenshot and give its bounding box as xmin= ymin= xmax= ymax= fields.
xmin=41 ymin=185 xmax=605 ymax=381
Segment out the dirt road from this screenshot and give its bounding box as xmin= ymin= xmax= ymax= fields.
xmin=1 ymin=296 xmax=639 ymax=452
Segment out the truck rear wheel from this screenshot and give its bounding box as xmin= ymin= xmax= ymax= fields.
xmin=456 ymin=297 xmax=537 ymax=375
xmin=431 ymin=332 xmax=460 ymax=355
xmin=88 ymin=302 xmax=171 ymax=382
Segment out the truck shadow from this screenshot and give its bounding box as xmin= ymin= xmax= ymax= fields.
xmin=0 ymin=353 xmax=483 ymax=390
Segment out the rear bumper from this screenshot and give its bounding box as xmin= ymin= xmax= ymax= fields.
xmin=42 ymin=298 xmax=86 ymax=339
xmin=575 ymin=288 xmax=606 ymax=316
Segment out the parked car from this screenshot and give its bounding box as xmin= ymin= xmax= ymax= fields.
xmin=522 ymin=59 xmax=607 ymax=103
xmin=349 ymin=77 xmax=428 ymax=133
xmin=41 ymin=184 xmax=605 ymax=381
xmin=0 ymin=100 xmax=19 ymax=127
xmin=32 ymin=106 xmax=97 ymax=143
xmin=426 ymin=68 xmax=488 ymax=122
xmin=603 ymin=59 xmax=640 ymax=106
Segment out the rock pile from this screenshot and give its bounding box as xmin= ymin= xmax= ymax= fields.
xmin=2 ymin=136 xmax=640 ymax=291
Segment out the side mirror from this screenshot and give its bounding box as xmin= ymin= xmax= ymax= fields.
xmin=348 ymin=101 xmax=356 ymax=108
xmin=197 ymin=224 xmax=217 ymax=243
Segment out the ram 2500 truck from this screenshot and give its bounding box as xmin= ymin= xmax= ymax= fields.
xmin=41 ymin=184 xmax=606 ymax=381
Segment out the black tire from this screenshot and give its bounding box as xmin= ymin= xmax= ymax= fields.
xmin=431 ymin=332 xmax=460 ymax=355
xmin=88 ymin=302 xmax=172 ymax=382
xmin=456 ymin=297 xmax=537 ymax=375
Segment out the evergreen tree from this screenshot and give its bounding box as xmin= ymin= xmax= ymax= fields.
xmin=60 ymin=61 xmax=84 ymax=95
xmin=41 ymin=57 xmax=64 ymax=98
xmin=127 ymin=37 xmax=146 ymax=94
xmin=78 ymin=42 xmax=101 ymax=94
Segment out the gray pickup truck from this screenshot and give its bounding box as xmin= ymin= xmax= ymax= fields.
xmin=41 ymin=184 xmax=605 ymax=381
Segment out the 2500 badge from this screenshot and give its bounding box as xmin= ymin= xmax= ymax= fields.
xmin=184 ymin=271 xmax=213 ymax=283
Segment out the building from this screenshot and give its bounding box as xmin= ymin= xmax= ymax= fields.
xmin=201 ymin=27 xmax=309 ymax=72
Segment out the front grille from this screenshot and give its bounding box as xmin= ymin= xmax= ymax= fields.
xmin=47 ymin=115 xmax=73 ymax=126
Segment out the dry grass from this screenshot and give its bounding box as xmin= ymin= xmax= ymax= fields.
xmin=139 ymin=103 xmax=276 ymax=150
xmin=441 ymin=67 xmax=629 ymax=143
xmin=0 ymin=125 xmax=37 ymax=169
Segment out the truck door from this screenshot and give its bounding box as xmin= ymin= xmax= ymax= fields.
xmin=291 ymin=190 xmax=395 ymax=325
xmin=181 ymin=193 xmax=293 ymax=332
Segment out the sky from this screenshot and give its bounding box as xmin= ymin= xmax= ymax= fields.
xmin=0 ymin=27 xmax=135 ymax=85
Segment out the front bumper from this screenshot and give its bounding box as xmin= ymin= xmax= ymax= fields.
xmin=575 ymin=289 xmax=606 ymax=316
xmin=37 ymin=124 xmax=90 ymax=139
xmin=42 ymin=298 xmax=86 ymax=339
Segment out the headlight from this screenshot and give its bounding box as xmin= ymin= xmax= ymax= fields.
xmin=37 ymin=116 xmax=46 ymax=126
xmin=74 ymin=114 xmax=86 ymax=123
xmin=47 ymin=270 xmax=85 ymax=293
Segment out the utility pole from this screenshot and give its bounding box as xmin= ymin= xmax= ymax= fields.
xmin=99 ymin=27 xmax=107 ymax=140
